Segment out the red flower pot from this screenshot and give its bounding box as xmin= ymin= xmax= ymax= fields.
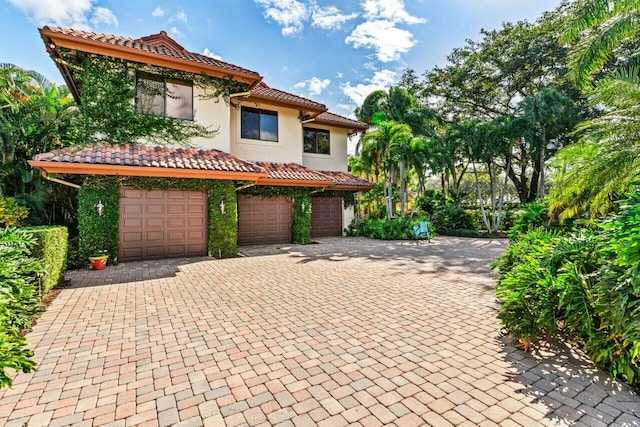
xmin=89 ymin=255 xmax=108 ymax=270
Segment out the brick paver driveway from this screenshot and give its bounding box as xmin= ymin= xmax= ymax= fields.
xmin=1 ymin=237 xmax=638 ymax=426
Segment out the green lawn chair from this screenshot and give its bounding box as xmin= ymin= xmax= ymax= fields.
xmin=412 ymin=221 xmax=431 ymax=242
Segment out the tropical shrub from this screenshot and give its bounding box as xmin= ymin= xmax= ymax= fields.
xmin=0 ymin=194 xmax=28 ymax=228
xmin=356 ymin=217 xmax=429 ymax=240
xmin=0 ymin=228 xmax=42 ymax=387
xmin=431 ymin=202 xmax=477 ymax=232
xmin=494 ymin=187 xmax=640 ymax=385
xmin=25 ymin=226 xmax=68 ymax=294
xmin=507 ymin=199 xmax=550 ymax=240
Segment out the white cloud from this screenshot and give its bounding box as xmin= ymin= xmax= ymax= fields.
xmin=175 ymin=9 xmax=188 ymax=23
xmin=362 ymin=0 xmax=425 ymax=24
xmin=7 ymin=0 xmax=100 ymax=30
xmin=151 ymin=6 xmax=165 ymax=17
xmin=254 ymin=0 xmax=308 ymax=36
xmin=294 ymin=76 xmax=331 ymax=96
xmin=311 ymin=4 xmax=358 ymax=30
xmin=346 ymin=20 xmax=416 ymax=62
xmin=341 ymin=69 xmax=396 ymax=106
xmin=170 ymin=26 xmax=184 ymax=39
xmin=202 ymin=48 xmax=221 ymax=60
xmin=91 ymin=7 xmax=118 ymax=27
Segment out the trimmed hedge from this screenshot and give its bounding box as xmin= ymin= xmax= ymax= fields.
xmin=24 ymin=226 xmax=68 ymax=294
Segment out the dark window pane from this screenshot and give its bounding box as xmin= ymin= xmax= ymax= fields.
xmin=241 ymin=108 xmax=260 ymax=140
xmin=260 ymin=111 xmax=278 ymax=141
xmin=166 ymin=81 xmax=193 ymax=120
xmin=317 ymin=130 xmax=330 ymax=154
xmin=303 ymin=129 xmax=316 ymax=153
xmin=136 ymin=75 xmax=164 ymax=116
xmin=303 ymin=127 xmax=330 ymax=154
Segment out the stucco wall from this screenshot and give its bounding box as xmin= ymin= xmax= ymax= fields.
xmin=229 ymin=101 xmax=303 ymax=164
xmin=188 ymin=87 xmax=231 ymax=152
xmin=302 ymin=124 xmax=349 ymax=172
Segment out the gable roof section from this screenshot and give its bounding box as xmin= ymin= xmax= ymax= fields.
xmin=40 ymin=26 xmax=263 ymax=102
xmin=29 ymin=143 xmax=267 ymax=181
xmin=249 ymin=82 xmax=327 ymax=114
xmin=321 ymin=170 xmax=376 ymax=191
xmin=253 ymin=161 xmax=335 ymax=187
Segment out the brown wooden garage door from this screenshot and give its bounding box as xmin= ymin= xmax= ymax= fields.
xmin=311 ymin=196 xmax=343 ymax=237
xmin=119 ymin=188 xmax=207 ymax=261
xmin=238 ymin=195 xmax=292 ymax=245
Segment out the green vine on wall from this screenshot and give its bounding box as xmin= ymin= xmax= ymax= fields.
xmin=78 ymin=176 xmax=120 ymax=263
xmin=78 ymin=176 xmax=239 ymax=263
xmin=61 ymin=51 xmax=248 ymax=146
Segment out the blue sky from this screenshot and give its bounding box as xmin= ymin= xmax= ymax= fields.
xmin=1 ymin=0 xmax=561 ymax=117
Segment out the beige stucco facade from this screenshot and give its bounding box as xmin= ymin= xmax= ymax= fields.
xmin=189 ymin=93 xmax=351 ymax=173
xmin=184 ymin=90 xmax=358 ymax=235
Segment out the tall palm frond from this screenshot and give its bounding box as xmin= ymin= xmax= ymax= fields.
xmin=563 ymin=0 xmax=640 ymax=88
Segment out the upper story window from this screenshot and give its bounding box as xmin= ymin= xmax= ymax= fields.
xmin=241 ymin=107 xmax=278 ymax=142
xmin=303 ymin=127 xmax=330 ymax=155
xmin=136 ymin=73 xmax=193 ymax=120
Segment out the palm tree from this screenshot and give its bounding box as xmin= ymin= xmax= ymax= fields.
xmin=549 ymin=67 xmax=640 ymax=219
xmin=563 ymin=0 xmax=640 ymax=88
xmin=360 ymin=121 xmax=413 ymax=219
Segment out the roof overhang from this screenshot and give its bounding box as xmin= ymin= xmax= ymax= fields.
xmin=242 ymin=95 xmax=327 ymax=115
xmin=256 ymin=178 xmax=334 ymax=188
xmin=40 ymin=27 xmax=263 ymax=103
xmin=328 ymin=185 xmax=375 ymax=192
xmin=28 ymin=160 xmax=268 ymax=182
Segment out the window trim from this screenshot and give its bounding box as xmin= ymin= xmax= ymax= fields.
xmin=240 ymin=106 xmax=279 ymax=142
xmin=303 ymin=126 xmax=331 ymax=155
xmin=135 ymin=72 xmax=194 ymax=121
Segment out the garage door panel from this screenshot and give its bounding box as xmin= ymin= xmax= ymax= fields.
xmin=119 ymin=188 xmax=207 ymax=262
xmin=122 ymin=231 xmax=142 ymax=243
xmin=145 ymin=217 xmax=165 ymax=228
xmin=146 ymin=230 xmax=164 ymax=242
xmin=238 ymin=195 xmax=291 ymax=245
xmin=168 ymin=204 xmax=187 ymax=214
xmin=168 ymin=217 xmax=186 ymax=227
xmin=311 ymin=197 xmax=342 ymax=237
xmin=122 ymin=217 xmax=142 ymax=228
xmin=145 ymin=191 xmax=164 ymax=199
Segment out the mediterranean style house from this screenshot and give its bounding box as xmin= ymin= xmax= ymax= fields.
xmin=29 ymin=27 xmax=372 ymax=262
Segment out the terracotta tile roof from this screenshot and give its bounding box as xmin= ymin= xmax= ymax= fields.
xmin=41 ymin=27 xmax=261 ymax=78
xmin=33 ymin=143 xmax=265 ymax=174
xmin=250 ymin=83 xmax=327 ymax=112
xmin=254 ymin=162 xmax=334 ymax=184
xmin=314 ymin=112 xmax=368 ymax=131
xmin=321 ymin=171 xmax=375 ymax=189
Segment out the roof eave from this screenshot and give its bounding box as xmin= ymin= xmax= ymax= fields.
xmin=40 ymin=28 xmax=263 ymax=91
xmin=246 ymin=94 xmax=327 ymax=114
xmin=329 ymin=185 xmax=375 ymax=192
xmin=28 ymin=160 xmax=268 ymax=182
xmin=256 ymin=178 xmax=334 ymax=188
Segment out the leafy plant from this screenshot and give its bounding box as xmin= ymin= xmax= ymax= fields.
xmin=508 ymin=199 xmax=550 ymax=240
xmin=0 ymin=228 xmax=42 ymax=388
xmin=0 ymin=194 xmax=28 ymax=228
xmin=431 ymin=202 xmax=477 ymax=232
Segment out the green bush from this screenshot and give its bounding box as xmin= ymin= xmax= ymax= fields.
xmin=24 ymin=226 xmax=68 ymax=294
xmin=431 ymin=203 xmax=477 ymax=232
xmin=356 ymin=217 xmax=429 ymax=240
xmin=0 ymin=194 xmax=29 ymax=228
xmin=0 ymin=228 xmax=42 ymax=388
xmin=493 ymin=187 xmax=640 ymax=385
xmin=507 ymin=199 xmax=550 ymax=240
